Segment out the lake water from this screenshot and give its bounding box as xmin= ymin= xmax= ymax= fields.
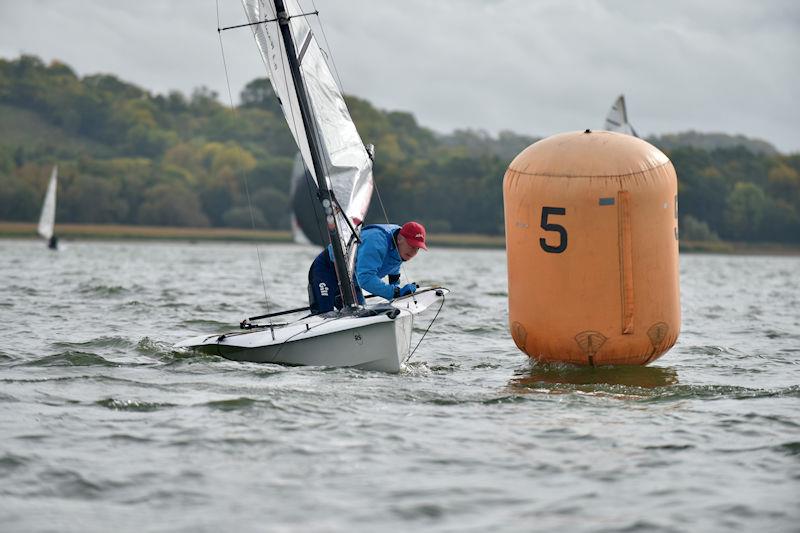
xmin=1 ymin=239 xmax=798 ymax=532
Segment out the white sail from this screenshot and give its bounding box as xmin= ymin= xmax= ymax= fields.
xmin=604 ymin=95 xmax=638 ymax=137
xmin=242 ymin=0 xmax=373 ymax=255
xmin=37 ymin=165 xmax=58 ymax=240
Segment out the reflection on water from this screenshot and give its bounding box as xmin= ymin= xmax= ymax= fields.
xmin=509 ymin=361 xmax=679 ymax=391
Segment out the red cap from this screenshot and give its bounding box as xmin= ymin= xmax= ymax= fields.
xmin=399 ymin=221 xmax=427 ymax=250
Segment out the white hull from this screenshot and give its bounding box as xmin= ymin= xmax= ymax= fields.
xmin=175 ymin=288 xmax=447 ymax=373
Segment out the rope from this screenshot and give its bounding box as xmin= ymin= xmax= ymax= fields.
xmin=405 ymin=292 xmax=446 ymax=363
xmin=216 ymin=0 xmax=272 ymax=318
xmin=309 ymin=0 xmax=346 ymax=95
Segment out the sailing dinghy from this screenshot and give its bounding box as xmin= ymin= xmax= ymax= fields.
xmin=176 ymin=0 xmax=448 ymax=372
xmin=37 ymin=165 xmax=59 ymax=250
xmin=604 ymin=95 xmax=638 ymax=137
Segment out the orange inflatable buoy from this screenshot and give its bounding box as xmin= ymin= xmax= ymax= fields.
xmin=503 ymin=130 xmax=680 ymax=366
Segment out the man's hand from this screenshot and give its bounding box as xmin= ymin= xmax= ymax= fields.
xmin=398 ymin=283 xmax=417 ymax=296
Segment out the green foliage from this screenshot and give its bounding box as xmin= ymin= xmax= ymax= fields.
xmin=251 ymin=187 xmax=289 ymax=229
xmin=60 ymin=174 xmax=129 ymax=223
xmin=0 ymin=174 xmax=38 ymax=220
xmin=724 ymin=182 xmax=769 ymax=241
xmin=680 ymin=215 xmax=720 ymax=242
xmin=651 ymin=131 xmax=778 ymax=156
xmin=138 ymin=183 xmax=209 ymax=227
xmin=668 ymin=145 xmax=800 ymax=242
xmin=240 ymin=78 xmax=282 ymax=116
xmin=0 ymin=55 xmax=798 ymax=242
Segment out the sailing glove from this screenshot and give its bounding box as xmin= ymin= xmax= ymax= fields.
xmin=399 ymin=283 xmax=417 ymax=296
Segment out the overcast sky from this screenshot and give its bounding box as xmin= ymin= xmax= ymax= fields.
xmin=1 ymin=0 xmax=798 ymax=152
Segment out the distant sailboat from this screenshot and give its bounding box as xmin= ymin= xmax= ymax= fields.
xmin=37 ymin=166 xmax=58 ymax=250
xmin=604 ymin=95 xmax=638 ymax=137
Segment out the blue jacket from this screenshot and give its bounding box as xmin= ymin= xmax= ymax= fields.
xmin=326 ymin=224 xmax=401 ymax=300
xmin=355 ymin=224 xmax=403 ymax=299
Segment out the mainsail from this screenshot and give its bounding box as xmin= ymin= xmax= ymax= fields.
xmin=604 ymin=95 xmax=638 ymax=137
xmin=242 ymin=0 xmax=374 ymax=259
xmin=289 ymin=152 xmax=327 ymax=246
xmin=37 ymin=166 xmax=58 ymax=240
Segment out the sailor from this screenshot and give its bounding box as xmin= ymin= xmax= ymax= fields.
xmin=308 ymin=221 xmax=427 ymax=314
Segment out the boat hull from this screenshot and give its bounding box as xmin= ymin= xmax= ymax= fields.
xmin=192 ymin=312 xmax=411 ymax=372
xmin=175 ymin=287 xmax=447 ymax=373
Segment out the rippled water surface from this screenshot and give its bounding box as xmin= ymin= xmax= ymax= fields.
xmin=1 ymin=239 xmax=798 ymax=532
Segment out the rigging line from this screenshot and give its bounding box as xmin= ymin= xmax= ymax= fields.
xmin=373 ymin=175 xmax=412 ymax=285
xmin=308 ymin=0 xmax=346 ymax=95
xmin=218 ymin=10 xmax=318 ymax=32
xmin=216 ymin=0 xmax=272 ymax=317
xmin=405 ymin=293 xmax=447 ymax=363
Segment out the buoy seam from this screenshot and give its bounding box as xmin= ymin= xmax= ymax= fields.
xmin=507 ymin=159 xmax=671 ymax=179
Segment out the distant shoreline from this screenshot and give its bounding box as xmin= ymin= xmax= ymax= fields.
xmin=0 ymin=222 xmax=505 ymax=249
xmin=2 ymin=222 xmax=798 ymax=254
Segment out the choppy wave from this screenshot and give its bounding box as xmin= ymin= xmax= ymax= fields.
xmin=0 ymin=453 xmax=29 ymax=476
xmin=203 ymin=397 xmax=279 ymax=411
xmin=22 ymin=351 xmax=118 ymax=367
xmin=54 ymin=336 xmax=135 ymax=350
xmin=77 ymin=283 xmax=135 ymax=297
xmin=95 ymin=398 xmax=176 ymax=412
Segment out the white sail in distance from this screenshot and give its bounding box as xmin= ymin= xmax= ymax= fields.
xmin=37 ymin=165 xmax=58 ymax=240
xmin=604 ymin=95 xmax=638 ymax=137
xmin=242 ymin=0 xmax=374 ymax=255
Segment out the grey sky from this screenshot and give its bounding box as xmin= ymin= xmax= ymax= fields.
xmin=1 ymin=0 xmax=798 ymax=152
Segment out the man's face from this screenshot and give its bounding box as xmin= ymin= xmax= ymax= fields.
xmin=397 ymin=235 xmax=420 ymax=261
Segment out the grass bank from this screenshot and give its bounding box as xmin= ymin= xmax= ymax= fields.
xmin=0 ymin=222 xmax=292 ymax=243
xmin=680 ymin=239 xmax=800 ymax=255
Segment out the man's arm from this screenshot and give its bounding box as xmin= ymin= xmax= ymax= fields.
xmin=356 ymin=235 xmax=395 ymax=300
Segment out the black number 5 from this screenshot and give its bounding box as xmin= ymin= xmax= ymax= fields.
xmin=539 ymin=207 xmax=567 ymax=253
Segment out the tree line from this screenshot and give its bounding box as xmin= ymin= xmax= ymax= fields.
xmin=1 ymin=55 xmax=798 ymax=243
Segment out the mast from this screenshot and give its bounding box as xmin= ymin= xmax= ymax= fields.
xmin=273 ymin=0 xmax=359 ymax=310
